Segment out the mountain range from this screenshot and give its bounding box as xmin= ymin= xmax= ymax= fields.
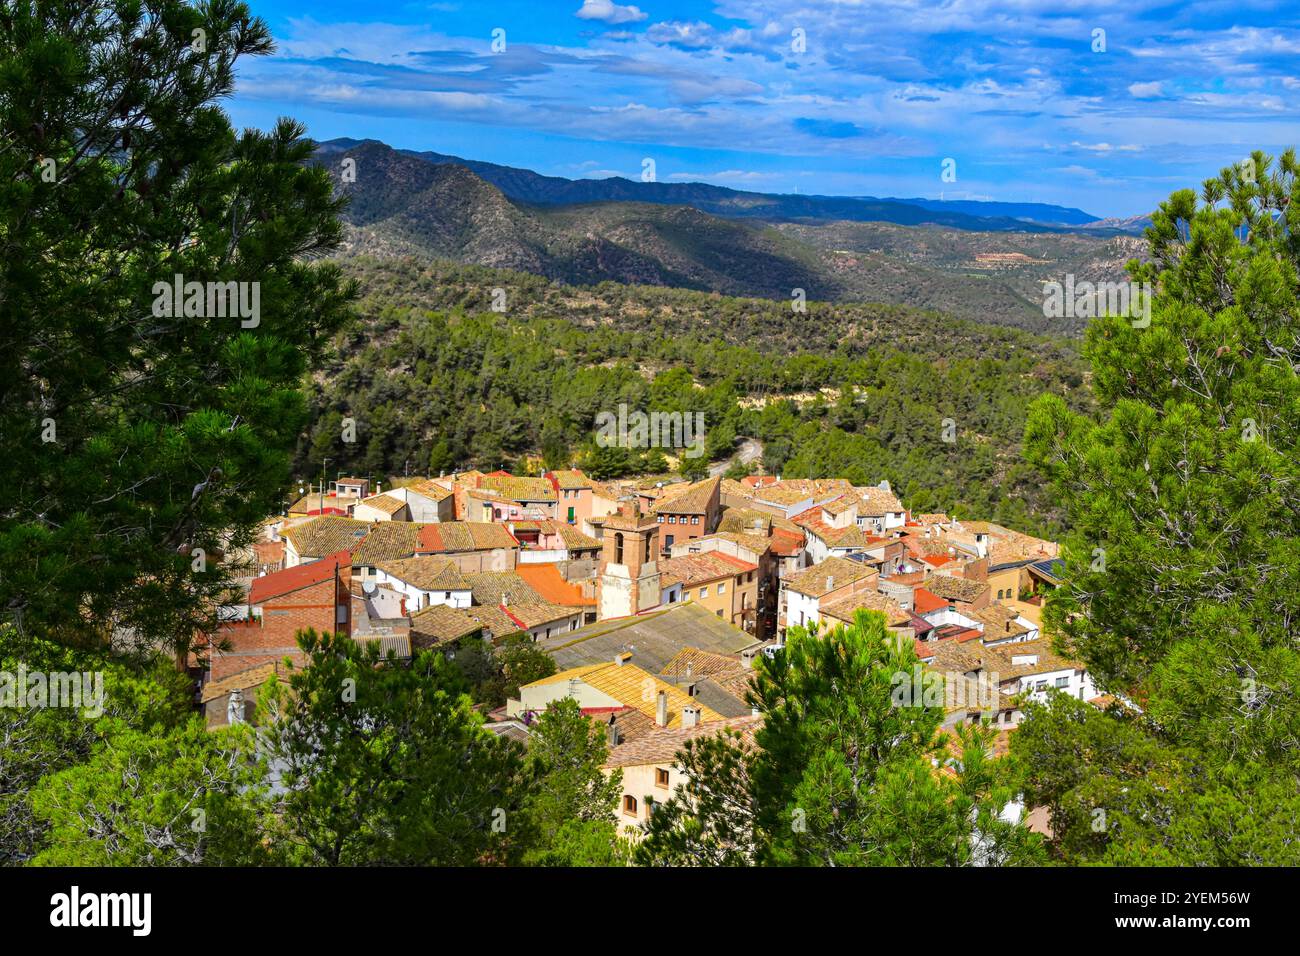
xmin=313 ymin=138 xmax=1149 ymax=333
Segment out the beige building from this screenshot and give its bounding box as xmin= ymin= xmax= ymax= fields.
xmin=603 ymin=715 xmax=761 ymax=833
xmin=659 ymin=550 xmax=759 ymax=634
xmin=597 ymin=500 xmax=663 ymax=620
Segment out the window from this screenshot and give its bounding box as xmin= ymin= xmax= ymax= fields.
xmin=623 ymin=795 xmax=638 ymax=816
xmin=716 ymin=609 xmax=723 ymax=617
xmin=1055 ymin=676 xmax=1069 ymax=689
xmin=718 ymin=582 xmax=726 ymax=595
xmin=567 ymin=507 xmax=575 ymax=523
xmin=668 ymin=515 xmax=677 ymax=524
xmin=444 ymin=591 xmax=451 ymax=600
xmin=699 ymin=587 xmax=708 ymax=600
xmin=614 ymin=532 xmax=624 ymax=564
xmin=644 ymin=535 xmax=652 ymax=563
xmin=665 ymin=534 xmax=674 ymax=549
xmin=655 ymin=768 xmax=670 ymax=788
xmin=691 ymin=515 xmax=699 ymax=525
xmin=657 ymin=515 xmax=663 ymax=523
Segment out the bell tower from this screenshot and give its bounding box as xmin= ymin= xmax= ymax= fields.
xmin=597 ymin=498 xmax=662 ymax=620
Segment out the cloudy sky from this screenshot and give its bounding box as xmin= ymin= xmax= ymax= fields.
xmin=227 ymin=0 xmax=1300 ymax=218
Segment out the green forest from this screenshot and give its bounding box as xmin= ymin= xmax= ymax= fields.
xmin=297 ymin=256 xmax=1093 ymax=535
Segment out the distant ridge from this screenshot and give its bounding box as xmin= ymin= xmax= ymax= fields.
xmin=315 ymin=137 xmax=1140 ymax=235
xmin=313 ymin=138 xmax=1145 ymax=332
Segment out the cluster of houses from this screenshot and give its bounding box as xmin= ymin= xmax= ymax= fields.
xmin=200 ymin=467 xmax=1101 ymax=836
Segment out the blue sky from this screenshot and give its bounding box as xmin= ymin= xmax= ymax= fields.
xmin=227 ymin=0 xmax=1300 ymax=218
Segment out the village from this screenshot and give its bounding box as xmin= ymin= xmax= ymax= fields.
xmin=200 ymin=467 xmax=1098 ymax=835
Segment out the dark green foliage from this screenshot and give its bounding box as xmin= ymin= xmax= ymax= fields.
xmin=301 ymin=257 xmax=1091 ymax=536
xmin=0 ymin=0 xmax=356 ymax=654
xmin=448 ymin=633 xmax=557 ymax=709
xmin=260 ymin=630 xmax=531 ymax=865
xmin=521 ymin=698 xmax=628 ymax=866
xmin=637 ymin=612 xmax=1043 ymax=866
xmin=1017 ymin=150 xmax=1300 ymax=864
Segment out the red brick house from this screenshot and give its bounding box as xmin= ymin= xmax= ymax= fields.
xmin=208 ymin=550 xmax=352 ymax=682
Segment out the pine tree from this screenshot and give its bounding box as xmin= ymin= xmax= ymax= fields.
xmin=0 ymin=1 xmax=356 ymax=656
xmin=638 ymin=613 xmax=1042 ymax=866
xmin=1019 ymin=150 xmax=1300 ymax=863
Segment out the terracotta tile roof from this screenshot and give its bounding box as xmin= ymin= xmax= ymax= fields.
xmin=249 ymin=550 xmax=349 ymax=604
xmin=820 ymin=591 xmax=912 ymax=626
xmin=557 ymin=524 xmax=601 ymax=551
xmin=548 ymin=469 xmax=591 ymax=490
xmin=984 ymin=638 xmax=1083 ymax=680
xmin=923 ymin=574 xmax=990 ymax=604
xmin=524 ymin=661 xmax=723 ymax=729
xmin=375 ymin=556 xmax=469 ymax=591
xmin=753 ymin=484 xmax=816 ymax=506
xmin=820 ymin=495 xmax=857 ymax=516
xmin=653 ymin=476 xmax=719 ymax=515
xmin=463 ymin=604 xmax=525 ymax=639
xmin=402 ymin=478 xmax=453 ymax=502
xmin=417 ymin=521 xmax=518 ymax=554
xmin=253 ymin=539 xmax=285 ymax=564
xmin=353 ymin=522 xmax=426 ymax=566
xmin=915 ymin=513 xmax=950 ymax=525
xmin=793 ymin=510 xmax=880 ymax=549
xmin=854 ymin=485 xmax=904 ymax=515
xmin=514 ymin=563 xmax=595 ymax=607
xmin=200 ymin=662 xmax=283 ymax=704
xmin=287 ymin=491 xmax=349 ymax=515
xmin=465 ymin=571 xmax=544 ymax=607
xmin=660 ymin=552 xmax=756 ymax=588
xmin=356 ymin=493 xmax=408 ymax=515
xmin=913 ymin=587 xmax=948 ymax=614
xmin=784 ymin=555 xmax=876 ymax=598
xmin=969 ymin=604 xmax=1033 ymax=640
xmin=719 ymin=478 xmax=754 ymax=500
xmin=282 ymin=517 xmax=371 ymax=558
xmin=769 ymin=528 xmax=805 ymax=556
xmin=718 ymin=506 xmax=801 ymax=536
xmin=604 ymin=714 xmax=762 ymax=768
xmin=706 ymin=531 xmax=771 ymax=554
xmin=499 ymin=600 xmax=578 ymax=630
xmin=587 ymin=706 xmax=657 ymax=746
xmin=478 ymin=475 xmax=557 ymax=502
xmin=409 ymin=604 xmax=484 ymax=648
xmin=659 ymin=647 xmax=745 ymax=682
xmin=918 ymin=639 xmax=985 ymax=674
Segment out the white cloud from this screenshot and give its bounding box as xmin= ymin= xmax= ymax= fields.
xmin=1128 ymin=81 xmax=1163 ymax=98
xmin=575 ymin=1 xmax=647 ymax=25
xmin=1071 ymin=142 xmax=1141 ymax=153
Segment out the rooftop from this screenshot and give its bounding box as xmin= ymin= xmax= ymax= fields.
xmin=538 ymin=601 xmax=756 ymax=673
xmin=784 ymin=555 xmax=877 ymax=598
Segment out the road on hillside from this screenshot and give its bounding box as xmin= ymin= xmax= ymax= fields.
xmin=709 ymin=437 xmax=764 ymax=478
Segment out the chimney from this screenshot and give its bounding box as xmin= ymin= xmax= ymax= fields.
xmin=606 ymin=714 xmax=619 ymax=747
xmin=655 ymin=690 xmax=668 ymax=727
xmin=682 ymin=704 xmax=701 ymax=729
xmin=826 ymin=575 xmax=834 ymax=592
xmin=614 ymin=651 xmax=632 ymax=666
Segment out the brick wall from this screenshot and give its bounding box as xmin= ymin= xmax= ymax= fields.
xmin=210 ymin=570 xmax=350 ymax=681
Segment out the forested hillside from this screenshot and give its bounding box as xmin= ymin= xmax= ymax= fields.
xmin=316 ymin=140 xmax=1137 ymax=331
xmin=297 ymin=256 xmax=1092 ymax=536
